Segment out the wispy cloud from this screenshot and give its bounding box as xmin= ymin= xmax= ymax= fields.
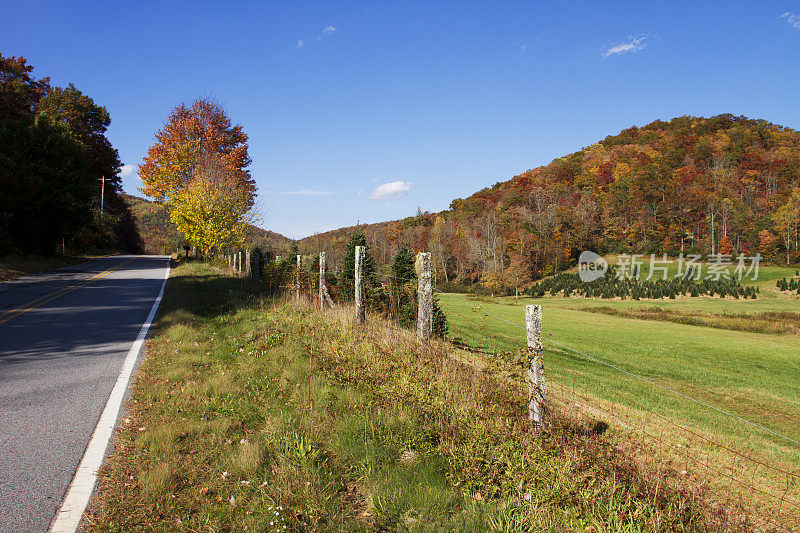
xmin=515 ymin=41 xmax=527 ymax=52
xmin=781 ymin=12 xmax=800 ymax=31
xmin=370 ymin=181 xmax=412 ymax=200
xmin=317 ymin=25 xmax=336 ymax=40
xmin=283 ymin=189 xmax=334 ymax=196
xmin=602 ymin=34 xmax=650 ymax=59
xmin=356 ymin=189 xmax=364 ymax=197
xmin=297 ymin=26 xmax=336 ymax=49
xmin=118 ymin=164 xmax=135 ymax=177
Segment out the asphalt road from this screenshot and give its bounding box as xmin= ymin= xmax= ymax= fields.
xmin=0 ymin=255 xmax=170 ymax=533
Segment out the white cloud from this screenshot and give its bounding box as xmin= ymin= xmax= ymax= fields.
xmin=782 ymin=12 xmax=800 ymax=31
xmin=356 ymin=189 xmax=364 ymax=197
xmin=370 ymin=181 xmax=412 ymax=200
xmin=602 ymin=34 xmax=650 ymax=58
xmin=118 ymin=164 xmax=135 ymax=177
xmin=297 ymin=40 xmax=304 ymax=48
xmin=317 ymin=25 xmax=336 ymax=40
xmin=284 ymin=189 xmax=334 ymax=196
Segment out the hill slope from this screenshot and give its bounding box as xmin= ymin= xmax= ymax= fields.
xmin=299 ymin=114 xmax=800 ymax=282
xmin=124 ymin=194 xmax=292 ymax=254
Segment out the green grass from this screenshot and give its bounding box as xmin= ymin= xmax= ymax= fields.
xmin=88 ymin=263 xmax=748 ymax=531
xmin=439 ymin=286 xmax=800 ymax=468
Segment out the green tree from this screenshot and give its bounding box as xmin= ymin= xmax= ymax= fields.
xmin=339 ymin=231 xmax=377 ymax=300
xmin=0 ymin=55 xmax=140 ymax=254
xmin=390 ymin=244 xmax=416 ymax=282
xmin=0 ymin=118 xmax=94 ymax=253
xmin=387 ymin=245 xmax=448 ymax=337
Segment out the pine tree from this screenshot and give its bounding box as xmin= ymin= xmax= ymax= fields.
xmin=390 ymin=245 xmax=416 ymax=282
xmin=339 ymin=231 xmax=377 ymax=300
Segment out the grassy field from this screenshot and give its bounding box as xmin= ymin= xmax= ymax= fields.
xmin=87 ymin=262 xmax=759 ymax=532
xmin=438 ymin=264 xmax=800 ymax=476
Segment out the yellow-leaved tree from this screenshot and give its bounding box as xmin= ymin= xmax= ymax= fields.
xmin=139 ymin=97 xmax=258 ymax=258
xmin=169 ymin=157 xmax=255 ymax=258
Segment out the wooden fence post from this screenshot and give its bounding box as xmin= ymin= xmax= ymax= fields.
xmin=233 ymin=252 xmax=237 ymax=274
xmin=319 ymin=252 xmax=335 ymax=310
xmin=525 ymin=304 xmax=544 ymax=430
xmin=416 ymin=252 xmax=432 ymax=346
xmin=355 ymin=245 xmax=365 ymax=324
xmin=296 ymin=255 xmax=301 ymax=299
xmin=319 ymin=252 xmax=326 ymax=310
xmin=238 ymin=251 xmax=243 ymax=276
xmin=246 ymin=250 xmax=251 ymax=276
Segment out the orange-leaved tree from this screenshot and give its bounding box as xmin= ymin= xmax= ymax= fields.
xmin=139 ymin=97 xmax=255 ymax=206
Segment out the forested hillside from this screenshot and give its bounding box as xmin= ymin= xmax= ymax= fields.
xmin=299 ymin=115 xmax=800 ymax=286
xmin=125 ymin=194 xmax=293 ymax=255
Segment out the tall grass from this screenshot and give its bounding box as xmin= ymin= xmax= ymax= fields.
xmin=87 ymin=263 xmax=791 ymax=531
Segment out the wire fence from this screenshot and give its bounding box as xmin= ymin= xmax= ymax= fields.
xmin=269 ymin=259 xmax=800 ymax=527
xmin=429 ymin=286 xmax=800 ymax=527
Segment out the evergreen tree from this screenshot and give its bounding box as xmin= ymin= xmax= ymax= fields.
xmin=390 ymin=245 xmax=416 ymax=282
xmin=339 ymin=231 xmax=377 ymax=300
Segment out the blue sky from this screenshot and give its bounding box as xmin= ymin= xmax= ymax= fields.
xmin=2 ymin=1 xmax=799 ymax=239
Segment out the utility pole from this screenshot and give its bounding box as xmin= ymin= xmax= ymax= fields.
xmin=99 ymin=176 xmax=105 ymax=215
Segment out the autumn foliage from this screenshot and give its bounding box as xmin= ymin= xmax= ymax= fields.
xmin=139 ymin=98 xmax=255 ymax=205
xmin=300 ymin=115 xmax=800 ymax=291
xmin=138 ymin=98 xmax=258 ymax=257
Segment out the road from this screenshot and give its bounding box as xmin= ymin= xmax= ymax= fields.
xmin=0 ymin=255 xmax=170 ymax=533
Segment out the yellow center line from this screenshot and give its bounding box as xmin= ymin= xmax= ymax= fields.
xmin=0 ymin=258 xmax=136 ymax=326
xmin=0 ymin=262 xmax=122 ymax=320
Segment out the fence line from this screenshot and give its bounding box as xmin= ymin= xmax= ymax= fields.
xmin=431 ymin=287 xmax=800 ymax=450
xmin=254 ymin=251 xmax=800 ymax=524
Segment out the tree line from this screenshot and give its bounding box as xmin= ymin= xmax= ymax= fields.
xmin=298 ymin=115 xmax=800 ymax=293
xmin=0 ymin=53 xmax=141 ymax=255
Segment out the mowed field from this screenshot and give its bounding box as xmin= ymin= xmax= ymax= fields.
xmin=438 ymin=262 xmax=800 ymax=473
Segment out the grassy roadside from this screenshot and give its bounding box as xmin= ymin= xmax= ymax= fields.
xmin=88 ymin=263 xmax=770 ymax=531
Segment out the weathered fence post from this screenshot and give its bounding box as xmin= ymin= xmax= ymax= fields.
xmin=238 ymin=251 xmax=243 ymax=276
xmin=296 ymin=255 xmax=301 ymax=299
xmin=245 ymin=250 xmax=251 ymax=276
xmin=319 ymin=252 xmax=327 ymax=310
xmin=355 ymin=245 xmax=365 ymax=324
xmin=319 ymin=252 xmax=335 ymax=310
xmin=525 ymin=304 xmax=544 ymax=430
xmin=416 ymin=252 xmax=433 ymax=346
xmin=233 ymin=252 xmax=237 ymax=274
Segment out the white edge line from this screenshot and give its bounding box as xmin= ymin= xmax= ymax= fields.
xmin=49 ymin=259 xmax=171 ymax=533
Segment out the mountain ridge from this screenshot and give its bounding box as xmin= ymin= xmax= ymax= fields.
xmin=297 ymin=114 xmax=800 ymax=281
